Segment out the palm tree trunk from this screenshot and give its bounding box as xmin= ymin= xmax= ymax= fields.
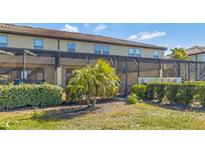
xmin=87 ymin=96 xmax=91 ymax=106
xmin=93 ymin=98 xmax=97 ymax=106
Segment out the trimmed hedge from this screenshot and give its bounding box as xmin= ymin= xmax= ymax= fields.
xmin=0 ymin=83 xmax=63 ymax=109
xmin=145 ymin=82 xmax=205 ymax=105
xmin=131 ymin=84 xmax=147 ymax=99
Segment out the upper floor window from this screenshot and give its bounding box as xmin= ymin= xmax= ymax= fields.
xmin=95 ymin=44 xmax=110 ymax=55
xmin=129 ymin=48 xmax=141 ymax=57
xmin=135 ymin=48 xmax=141 ymax=57
xmin=95 ymin=44 xmax=101 ymax=54
xmin=128 ymin=48 xmax=134 ymax=57
xmin=34 ymin=39 xmax=43 ymax=50
xmin=153 ymin=50 xmax=159 ymax=58
xmin=68 ymin=42 xmax=76 ymax=52
xmin=0 ymin=35 xmax=7 ymax=47
xmin=102 ymin=45 xmax=109 ymax=55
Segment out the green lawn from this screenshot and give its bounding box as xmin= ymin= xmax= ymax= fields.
xmin=1 ymin=100 xmax=205 ymax=130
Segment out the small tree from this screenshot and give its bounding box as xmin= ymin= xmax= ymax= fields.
xmin=68 ymin=59 xmax=119 ymax=106
xmin=168 ymin=48 xmax=189 ymax=60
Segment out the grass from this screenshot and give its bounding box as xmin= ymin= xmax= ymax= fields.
xmin=1 ymin=100 xmax=205 ymax=130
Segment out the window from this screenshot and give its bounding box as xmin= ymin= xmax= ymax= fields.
xmin=128 ymin=48 xmax=134 ymax=57
xmin=0 ymin=35 xmax=7 ymax=47
xmin=135 ymin=48 xmax=141 ymax=57
xmin=95 ymin=44 xmax=101 ymax=54
xmin=21 ymin=70 xmax=31 ymax=79
xmin=153 ymin=50 xmax=159 ymax=58
xmin=68 ymin=42 xmax=76 ymax=52
xmin=103 ymin=45 xmax=109 ymax=55
xmin=34 ymin=39 xmax=43 ymax=50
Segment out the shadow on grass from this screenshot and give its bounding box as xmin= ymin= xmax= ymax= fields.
xmin=145 ymin=99 xmax=205 ymax=113
xmin=31 ymin=98 xmax=123 ymax=122
xmin=32 ymin=105 xmax=101 ymax=122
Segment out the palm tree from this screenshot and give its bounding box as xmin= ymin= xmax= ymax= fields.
xmin=92 ymin=59 xmax=119 ymax=105
xmin=168 ymin=48 xmax=189 ymax=60
xmin=68 ymin=59 xmax=119 ymax=106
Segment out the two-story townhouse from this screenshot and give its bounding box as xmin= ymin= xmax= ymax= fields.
xmin=0 ymin=24 xmax=166 ymax=91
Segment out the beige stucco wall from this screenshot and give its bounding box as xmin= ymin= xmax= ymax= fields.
xmin=0 ymin=33 xmax=165 ymax=58
xmin=0 ymin=33 xmax=59 ymax=51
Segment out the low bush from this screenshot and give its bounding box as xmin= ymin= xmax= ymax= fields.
xmin=127 ymin=93 xmax=138 ymax=104
xmin=145 ymin=81 xmax=205 ymax=105
xmin=127 ymin=93 xmax=143 ymax=104
xmin=131 ymin=84 xmax=147 ymax=99
xmin=0 ymin=83 xmax=63 ymax=109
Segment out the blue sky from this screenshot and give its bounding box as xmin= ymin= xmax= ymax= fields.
xmin=16 ymin=23 xmax=205 ymax=55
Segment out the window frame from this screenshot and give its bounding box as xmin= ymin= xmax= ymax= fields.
xmin=102 ymin=45 xmax=109 ymax=55
xmin=135 ymin=48 xmax=141 ymax=57
xmin=128 ymin=48 xmax=135 ymax=57
xmin=34 ymin=38 xmax=43 ymax=50
xmin=95 ymin=44 xmax=102 ymax=54
xmin=153 ymin=50 xmax=160 ymax=58
xmin=67 ymin=42 xmax=76 ymax=52
xmin=0 ymin=35 xmax=8 ymax=47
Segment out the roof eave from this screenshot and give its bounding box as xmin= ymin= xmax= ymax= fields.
xmin=0 ymin=30 xmax=167 ymax=50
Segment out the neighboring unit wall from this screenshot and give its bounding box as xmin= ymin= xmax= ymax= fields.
xmin=189 ymin=54 xmax=205 ymax=61
xmin=0 ymin=33 xmax=164 ymax=58
xmin=196 ymin=54 xmax=205 ymax=61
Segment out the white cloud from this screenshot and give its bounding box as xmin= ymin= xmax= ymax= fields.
xmin=61 ymin=24 xmax=79 ymax=33
xmin=128 ymin=31 xmax=166 ymax=41
xmin=175 ymin=45 xmax=181 ymax=48
xmin=94 ymin=24 xmax=107 ymax=32
xmin=128 ymin=34 xmax=138 ymax=41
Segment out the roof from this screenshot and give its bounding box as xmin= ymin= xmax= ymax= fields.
xmin=186 ymin=46 xmax=205 ymax=55
xmin=0 ymin=24 xmax=166 ymax=50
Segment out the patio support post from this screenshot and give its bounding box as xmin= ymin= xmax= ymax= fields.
xmin=113 ymin=57 xmax=117 ymax=74
xmin=86 ymin=56 xmax=90 ymax=64
xmin=137 ymin=58 xmax=140 ymax=77
xmin=188 ymin=62 xmax=190 ymax=80
xmin=55 ymin=53 xmax=62 ymax=86
xmin=159 ymin=59 xmax=163 ymax=78
xmin=22 ymin=51 xmax=26 ymax=80
xmin=125 ymin=60 xmax=128 ymax=97
xmin=178 ymin=62 xmax=181 ymax=77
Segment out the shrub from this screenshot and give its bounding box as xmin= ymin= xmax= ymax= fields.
xmin=145 ymin=82 xmax=205 ymax=105
xmin=131 ymin=84 xmax=147 ymax=99
xmin=127 ymin=93 xmax=138 ymax=104
xmin=177 ymin=83 xmax=196 ymax=105
xmin=146 ymin=83 xmax=155 ymax=99
xmin=0 ymin=83 xmax=63 ymax=109
xmin=166 ymin=83 xmax=179 ymax=103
